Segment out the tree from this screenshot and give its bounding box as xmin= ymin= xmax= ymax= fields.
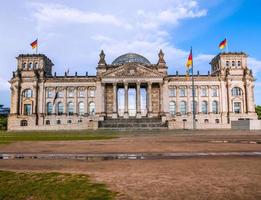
xmin=0 ymin=116 xmax=7 ymax=130
xmin=255 ymin=105 xmax=261 ymax=119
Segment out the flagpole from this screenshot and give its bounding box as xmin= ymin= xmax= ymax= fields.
xmin=191 ymin=47 xmax=196 ymax=130
xmin=226 ymin=37 xmax=229 ymax=53
xmin=36 ymin=38 xmax=38 ymax=54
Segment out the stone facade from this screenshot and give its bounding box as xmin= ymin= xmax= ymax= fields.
xmin=8 ymin=50 xmax=257 ymax=130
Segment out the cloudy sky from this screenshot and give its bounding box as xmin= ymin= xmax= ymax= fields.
xmin=1 ymin=0 xmax=261 ymax=106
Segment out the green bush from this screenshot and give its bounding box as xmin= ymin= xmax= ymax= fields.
xmin=0 ymin=116 xmax=7 ymax=130
xmin=256 ymin=105 xmax=261 ymax=119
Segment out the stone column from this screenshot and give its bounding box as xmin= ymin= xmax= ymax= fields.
xmin=159 ymin=82 xmax=164 ymax=115
xmin=124 ymin=82 xmax=129 ymax=118
xmin=112 ymin=83 xmax=118 ymax=118
xmin=147 ymin=82 xmax=152 ymax=117
xmin=136 ymin=82 xmax=141 ymax=118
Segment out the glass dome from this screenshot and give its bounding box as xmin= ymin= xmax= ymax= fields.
xmin=111 ymin=53 xmax=151 ymax=65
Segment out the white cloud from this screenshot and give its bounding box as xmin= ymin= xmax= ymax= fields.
xmin=32 ymin=3 xmax=127 ymax=27
xmin=0 ymin=78 xmax=10 ymax=91
xmin=248 ymin=57 xmax=261 ymax=75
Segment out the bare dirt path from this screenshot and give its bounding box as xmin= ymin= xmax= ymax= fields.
xmin=0 ymin=158 xmax=260 ymax=200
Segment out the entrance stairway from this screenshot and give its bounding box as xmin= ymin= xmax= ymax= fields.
xmin=98 ymin=117 xmax=168 ymax=130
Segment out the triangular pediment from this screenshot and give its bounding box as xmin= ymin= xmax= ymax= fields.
xmin=102 ymin=64 xmax=164 ymax=78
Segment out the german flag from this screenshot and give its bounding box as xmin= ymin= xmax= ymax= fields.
xmin=30 ymin=39 xmax=38 ymax=49
xmin=186 ymin=49 xmax=192 ymax=68
xmin=219 ymin=38 xmax=227 ymax=49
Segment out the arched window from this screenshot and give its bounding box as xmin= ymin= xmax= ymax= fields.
xmin=57 ymin=102 xmax=64 ymax=115
xmin=231 ymin=87 xmax=243 ymax=96
xmin=238 ymin=61 xmax=241 ymax=67
xmin=28 ymin=63 xmax=32 ymax=69
xmin=212 ymin=101 xmax=218 ymax=114
xmin=180 ymin=101 xmax=187 ymax=115
xmin=169 ymin=101 xmax=176 ymax=115
xmin=191 ymin=101 xmax=197 ymax=113
xmin=202 ymin=101 xmax=208 ymax=114
xmin=67 ymin=102 xmax=74 ymax=115
xmin=35 ymin=62 xmax=38 ymax=68
xmin=226 ymin=61 xmax=230 ymax=67
xmin=89 ymin=102 xmax=95 ymax=115
xmin=23 ymin=89 xmax=33 ymax=98
xmin=22 ymin=63 xmax=26 ymax=69
xmin=78 ymin=102 xmax=84 ymax=116
xmin=46 ymin=102 xmax=53 ymax=115
xmin=232 ymin=61 xmax=235 ymax=67
xmin=20 ymin=120 xmax=28 ymax=126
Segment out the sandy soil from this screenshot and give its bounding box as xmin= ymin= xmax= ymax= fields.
xmin=0 ymin=158 xmax=261 ymax=200
xmin=1 ymin=131 xmax=261 ymax=153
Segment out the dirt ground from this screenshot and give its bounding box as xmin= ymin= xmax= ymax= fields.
xmin=0 ymin=130 xmax=261 ymax=199
xmin=1 ymin=130 xmax=261 ymax=153
xmin=0 ymin=158 xmax=261 ymax=200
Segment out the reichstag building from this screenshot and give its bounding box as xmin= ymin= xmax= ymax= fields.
xmin=8 ymin=50 xmax=257 ymax=130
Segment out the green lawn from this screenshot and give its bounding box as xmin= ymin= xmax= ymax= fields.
xmin=0 ymin=130 xmax=118 ymax=142
xmin=0 ymin=171 xmax=115 ymax=200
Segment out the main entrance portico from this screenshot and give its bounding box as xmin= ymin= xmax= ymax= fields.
xmin=104 ymin=81 xmax=163 ymax=119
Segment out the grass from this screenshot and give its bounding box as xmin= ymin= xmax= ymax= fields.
xmin=0 ymin=170 xmax=115 ymax=200
xmin=0 ymin=130 xmax=119 ymax=142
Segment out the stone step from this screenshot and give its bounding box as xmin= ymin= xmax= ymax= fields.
xmin=99 ymin=117 xmax=167 ymax=129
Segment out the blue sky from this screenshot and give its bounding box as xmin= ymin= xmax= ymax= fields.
xmin=1 ymin=0 xmax=261 ymax=106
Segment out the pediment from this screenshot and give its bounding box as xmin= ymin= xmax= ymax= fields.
xmin=102 ymin=64 xmax=164 ymax=78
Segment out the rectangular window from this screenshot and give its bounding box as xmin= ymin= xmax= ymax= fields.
xmin=68 ymin=90 xmax=74 ymax=97
xmin=169 ymin=88 xmax=176 ymax=97
xmin=24 ymin=104 xmax=32 ymax=115
xmin=179 ymin=87 xmax=186 ymax=97
xmin=79 ymin=90 xmax=85 ymax=97
xmin=234 ymin=102 xmax=241 ymax=113
xmin=47 ymin=91 xmax=53 ymax=98
xmin=90 ymin=90 xmax=95 ymax=97
xmin=201 ymin=87 xmax=208 ymax=97
xmin=57 ymin=92 xmax=63 ymax=98
xmin=190 ymin=88 xmax=197 ymax=97
xmin=212 ymin=88 xmax=218 ymax=97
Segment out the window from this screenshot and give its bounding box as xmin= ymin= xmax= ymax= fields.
xmin=22 ymin=63 xmax=26 ymax=69
xmin=226 ymin=61 xmax=229 ymax=67
xmin=231 ymin=87 xmax=242 ymax=96
xmin=28 ymin=63 xmax=32 ymax=69
xmin=35 ymin=62 xmax=38 ymax=68
xmin=45 ymin=120 xmax=50 ymax=125
xmin=90 ymin=90 xmax=95 ymax=97
xmin=191 ymin=101 xmax=197 ymax=113
xmin=232 ymin=61 xmax=235 ymax=67
xmin=190 ymin=88 xmax=197 ymax=97
xmin=78 ymin=119 xmax=83 ymax=123
xmin=169 ymin=88 xmax=176 ymax=97
xmin=47 ymin=90 xmax=53 ymax=98
xmin=57 ymin=92 xmax=63 ymax=98
xmin=67 ymin=102 xmax=74 ymax=115
xmin=233 ymin=102 xmax=241 ymax=113
xmin=179 ymin=87 xmax=186 ymax=97
xmin=20 ymin=120 xmax=28 ymax=126
xmin=215 ymin=119 xmax=220 ymax=124
xmin=212 ymin=87 xmax=218 ymax=97
xmin=79 ymin=102 xmax=85 ymax=116
xmin=24 ymin=104 xmax=32 ymax=115
xmin=46 ymin=102 xmax=53 ymax=115
xmin=57 ymin=120 xmax=61 ymax=125
xmin=169 ymin=101 xmax=176 ymax=115
xmin=57 ymin=102 xmax=64 ymax=115
xmin=68 ymin=89 xmax=74 ymax=97
xmin=67 ymin=120 xmax=72 ymax=124
xmin=89 ymin=102 xmax=95 ymax=115
xmin=23 ymin=89 xmax=33 ymax=98
xmin=180 ymin=101 xmax=187 ymax=115
xmin=204 ymin=119 xmax=209 ymax=123
xmin=202 ymin=101 xmax=208 ymax=114
xmin=238 ymin=61 xmax=241 ymax=67
xmin=201 ymin=87 xmax=208 ymax=97
xmin=79 ymin=90 xmax=85 ymax=97
xmin=212 ymin=101 xmax=218 ymax=114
